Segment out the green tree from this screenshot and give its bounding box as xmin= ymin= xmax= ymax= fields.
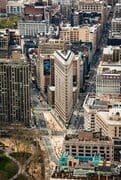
xmin=5 ymin=162 xmax=18 ymax=178
xmin=0 ymin=16 xmax=21 ymax=29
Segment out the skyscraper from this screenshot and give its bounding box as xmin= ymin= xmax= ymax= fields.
xmin=54 ymin=50 xmax=74 ymax=126
xmin=0 ymin=58 xmax=31 ymax=126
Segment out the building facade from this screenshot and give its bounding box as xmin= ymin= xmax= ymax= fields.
xmin=54 ymin=50 xmax=74 ymax=125
xmin=96 ymin=62 xmax=121 ymax=95
xmin=96 ymin=46 xmax=121 ymax=95
xmin=83 ymin=94 xmax=108 ymax=131
xmin=18 ymin=20 xmax=49 ymax=37
xmin=60 ymin=24 xmax=101 ymax=54
xmin=6 ymin=0 xmax=24 ymax=15
xmin=63 ymin=130 xmax=113 ymax=161
xmin=39 ymin=38 xmax=65 ymax=55
xmin=0 ymin=31 xmax=9 ymax=58
xmin=78 ymin=0 xmax=106 ymax=25
xmin=0 ymin=58 xmax=31 ymax=126
xmin=96 ymin=105 xmax=121 ymax=139
xmin=111 ymin=18 xmax=121 ymax=33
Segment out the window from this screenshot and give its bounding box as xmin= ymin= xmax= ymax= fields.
xmin=100 ymin=147 xmax=104 ymax=149
xmin=114 ymin=127 xmax=117 ymax=137
xmin=79 ymin=153 xmax=83 ymax=156
xmin=78 ymin=149 xmax=83 ymax=152
xmin=100 ymin=151 xmax=104 ymax=153
xmin=79 ymin=146 xmax=83 ymax=149
xmin=92 ymin=146 xmax=97 ymax=149
xmin=86 ymin=146 xmax=91 ymax=149
xmin=85 ymin=154 xmax=90 ymax=156
xmin=72 ymin=148 xmax=76 ymax=152
xmin=86 ymin=150 xmax=91 ymax=153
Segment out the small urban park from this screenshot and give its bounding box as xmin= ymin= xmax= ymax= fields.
xmin=15 ymin=174 xmax=28 ymax=180
xmin=0 ymin=150 xmax=18 ymax=179
xmin=10 ymin=152 xmax=31 ymax=165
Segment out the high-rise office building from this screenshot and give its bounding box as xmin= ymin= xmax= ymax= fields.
xmin=0 ymin=58 xmax=31 ymax=126
xmin=54 ymin=50 xmax=74 ymax=126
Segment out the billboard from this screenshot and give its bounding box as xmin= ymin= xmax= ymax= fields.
xmin=43 ymin=59 xmax=51 ymax=75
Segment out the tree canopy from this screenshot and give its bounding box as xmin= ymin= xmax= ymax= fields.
xmin=0 ymin=16 xmax=21 ymax=29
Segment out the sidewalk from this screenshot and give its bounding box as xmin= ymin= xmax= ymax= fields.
xmin=50 ymin=110 xmax=66 ymax=130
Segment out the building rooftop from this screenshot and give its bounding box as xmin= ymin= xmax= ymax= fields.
xmin=54 ymin=50 xmax=74 ymax=65
xmin=84 ymin=95 xmax=108 ymax=110
xmin=51 ymin=128 xmax=121 ymax=179
xmin=19 ymin=20 xmax=49 ymax=23
xmin=83 ymin=94 xmax=121 ymax=111
xmin=64 ymin=129 xmax=110 ymax=142
xmin=90 ymin=24 xmax=100 ymax=33
xmin=49 ymin=86 xmax=55 ymax=91
xmin=51 ymin=154 xmax=120 ymax=179
xmin=56 ymin=50 xmax=72 ymax=61
xmin=79 ymin=0 xmax=103 ymax=4
xmin=112 ymin=17 xmax=121 ymax=21
xmin=97 ymin=107 xmax=121 ymax=126
xmin=103 ymin=46 xmax=113 ymax=55
xmin=24 ymin=5 xmax=44 ymax=16
xmin=7 ymin=0 xmax=24 ymax=6
xmin=0 ymin=54 xmax=27 ymax=63
xmin=108 ymin=38 xmax=121 ymax=45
